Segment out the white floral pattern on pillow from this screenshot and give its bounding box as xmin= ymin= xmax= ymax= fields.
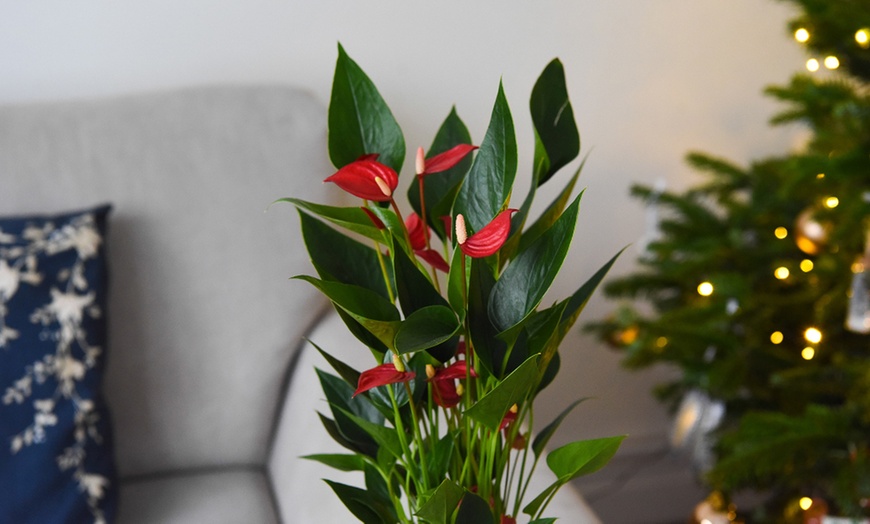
xmin=1 ymin=210 xmax=112 ymax=524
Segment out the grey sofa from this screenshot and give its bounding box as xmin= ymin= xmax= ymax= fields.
xmin=0 ymin=86 xmax=600 ymax=522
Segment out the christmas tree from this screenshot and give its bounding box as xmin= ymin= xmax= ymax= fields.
xmin=588 ymin=1 xmax=870 ymax=521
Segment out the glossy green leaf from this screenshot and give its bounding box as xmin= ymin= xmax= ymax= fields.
xmin=300 ymin=211 xmax=391 ymax=299
xmin=317 ymin=369 xmax=383 ymax=425
xmin=556 ymin=248 xmax=626 ymax=342
xmin=318 ymin=411 xmax=377 ymax=457
xmin=453 ymin=81 xmax=517 ymax=233
xmin=532 ymin=398 xmax=590 ymax=459
xmin=309 ymin=339 xmax=361 ymax=388
xmin=518 ymin=168 xmax=584 ymax=254
xmin=522 ymin=481 xmax=559 ymax=518
xmin=282 ymin=198 xmax=383 ymax=242
xmin=489 ymin=194 xmax=581 ymax=332
xmin=464 ymin=355 xmax=538 ymax=431
xmin=454 ymin=491 xmax=494 ymax=524
xmin=329 ymin=44 xmax=405 ymax=172
xmin=547 ymin=435 xmax=626 ymax=482
xmin=337 ymin=407 xmax=405 ymax=462
xmin=408 ymin=107 xmax=474 ymax=238
xmin=426 ymin=432 xmax=456 ymax=481
xmin=447 ymin=248 xmax=468 ymax=319
xmin=415 ymin=479 xmax=464 ymax=524
xmin=334 ymin=307 xmax=388 ymax=354
xmin=394 ymin=306 xmax=460 ymax=354
xmin=393 ymin=239 xmax=447 ymax=316
xmin=301 ymin=453 xmax=366 ymax=472
xmin=530 ymin=58 xmax=580 ymax=186
xmin=529 ymin=519 xmax=558 ymax=524
xmin=325 ymin=480 xmax=392 ymax=524
xmin=294 ymin=276 xmax=401 ymax=350
xmin=467 ymin=258 xmax=506 ymax=377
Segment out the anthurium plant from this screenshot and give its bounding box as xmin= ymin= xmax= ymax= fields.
xmin=279 ymin=44 xmax=625 ymax=524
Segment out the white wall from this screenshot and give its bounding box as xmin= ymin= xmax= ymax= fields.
xmin=1 ymin=0 xmax=807 ymax=518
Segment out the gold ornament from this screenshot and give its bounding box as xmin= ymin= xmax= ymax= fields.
xmin=795 ymin=208 xmax=829 ymax=256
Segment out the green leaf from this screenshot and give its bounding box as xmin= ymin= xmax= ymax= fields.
xmin=415 ymin=479 xmax=464 ymax=524
xmin=394 ymin=306 xmax=460 ymax=354
xmin=518 ymin=165 xmax=584 ymax=254
xmin=532 ymin=398 xmax=590 ymax=458
xmin=547 ymin=435 xmax=626 ymax=482
xmin=464 ymin=355 xmax=539 ymax=431
xmin=454 ymin=491 xmax=494 ymax=524
xmin=556 ymin=248 xmax=625 ymax=342
xmin=530 ymin=58 xmax=580 ymax=186
xmin=300 ymin=211 xmax=391 ymax=299
xmin=393 ymin=239 xmax=448 ymax=316
xmin=337 ymin=407 xmax=405 ymax=462
xmin=426 ymin=432 xmax=456 ymax=481
xmin=408 ymin=107 xmax=474 ymax=238
xmin=316 ymin=368 xmax=383 ymax=425
xmin=309 ymin=339 xmax=361 ymax=388
xmin=453 ymin=81 xmax=517 ymax=233
xmin=447 ymin=248 xmax=469 ymax=319
xmin=294 ymin=275 xmax=401 ymax=350
xmin=324 ymin=480 xmax=391 ymax=524
xmin=522 ymin=481 xmax=559 ymax=518
xmin=529 ymin=519 xmax=558 ymax=524
xmin=489 ymin=194 xmax=581 ymax=332
xmin=301 ymin=453 xmax=365 ymax=472
xmin=317 ymin=411 xmax=377 ymax=457
xmin=328 ymin=43 xmax=405 ymax=172
xmin=468 ymin=258 xmax=506 ymax=377
xmin=282 ymin=198 xmax=383 ymax=242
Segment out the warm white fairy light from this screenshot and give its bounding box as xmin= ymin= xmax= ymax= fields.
xmin=801 ymin=259 xmax=814 ymax=272
xmin=795 ymin=28 xmax=810 ymax=42
xmin=698 ymin=282 xmax=714 ymax=296
xmin=799 ymin=496 xmax=813 ymax=510
xmin=805 ymin=327 xmax=822 ymax=344
xmin=775 ymin=226 xmax=788 ymax=239
xmin=802 ymin=347 xmax=815 ymax=360
xmin=806 ymin=58 xmax=820 ymax=72
xmin=824 ymin=196 xmax=839 ymax=208
xmin=857 ymin=28 xmax=870 ymax=48
xmin=775 ymin=267 xmax=790 ymax=280
xmin=824 ymin=56 xmax=840 ymax=69
xmin=656 ymin=337 xmax=668 ymax=348
xmin=771 ymin=331 xmax=784 ymax=344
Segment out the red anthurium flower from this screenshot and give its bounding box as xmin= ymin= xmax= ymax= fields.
xmin=416 ymin=144 xmax=478 ymax=176
xmin=361 ymin=207 xmax=386 ymax=230
xmin=415 ymin=248 xmax=450 ymax=273
xmin=325 ymin=158 xmax=398 ymax=202
xmin=427 ymin=361 xmax=477 ymax=408
xmin=499 ymin=404 xmax=519 ymax=431
xmin=405 ymin=212 xmax=427 ymax=250
xmin=456 ymin=209 xmax=518 ymax=258
xmin=501 ymin=516 xmax=517 ymax=524
xmin=354 ymin=357 xmax=416 ymax=397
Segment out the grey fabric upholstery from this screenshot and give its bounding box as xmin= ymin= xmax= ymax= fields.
xmin=0 ymin=86 xmax=331 ymax=521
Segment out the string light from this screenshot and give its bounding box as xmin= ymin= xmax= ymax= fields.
xmin=805 ymin=327 xmax=822 ymax=344
xmin=775 ymin=267 xmax=790 ymax=280
xmin=824 ymin=196 xmax=839 ymax=208
xmin=771 ymin=331 xmax=784 ymax=344
xmin=854 ymin=260 xmax=866 ymax=273
xmin=775 ymin=226 xmax=788 ymax=239
xmin=795 ymin=28 xmax=810 ymax=42
xmin=857 ymin=28 xmax=870 ymax=48
xmin=799 ymin=497 xmax=814 ymax=510
xmin=806 ymin=58 xmax=820 ymax=72
xmin=824 ymin=56 xmax=840 ymax=69
xmin=656 ymin=337 xmax=668 ymax=348
xmin=802 ymin=347 xmax=815 ymax=360
xmin=800 ymin=259 xmax=814 ymax=272
xmin=816 ymin=173 xmax=825 ymax=179
xmin=698 ymin=282 xmax=714 ymax=296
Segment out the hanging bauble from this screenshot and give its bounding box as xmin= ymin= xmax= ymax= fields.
xmin=691 ymin=492 xmax=738 ymax=524
xmin=671 ymin=389 xmax=725 ymax=472
xmin=795 ymin=208 xmax=830 ymax=256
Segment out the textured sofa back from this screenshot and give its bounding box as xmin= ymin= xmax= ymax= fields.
xmin=0 ymin=86 xmax=331 ymax=477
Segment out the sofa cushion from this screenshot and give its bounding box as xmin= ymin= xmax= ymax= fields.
xmin=0 ymin=205 xmax=117 ymax=524
xmin=118 ymin=468 xmax=278 ymax=524
xmin=0 ymin=87 xmax=332 ymax=476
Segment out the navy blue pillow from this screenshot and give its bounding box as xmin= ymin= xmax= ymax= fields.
xmin=0 ymin=206 xmax=117 ymax=524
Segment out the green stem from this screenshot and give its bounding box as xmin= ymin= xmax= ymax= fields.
xmin=404 ymin=381 xmax=430 ymax=492
xmin=373 ymin=240 xmax=395 ymax=304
